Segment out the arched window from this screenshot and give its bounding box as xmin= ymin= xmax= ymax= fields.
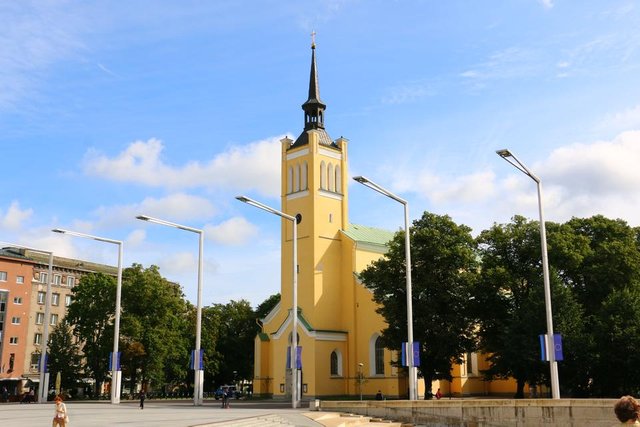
xmin=301 ymin=161 xmax=308 ymax=190
xmin=327 ymin=163 xmax=334 ymax=192
xmin=320 ymin=161 xmax=326 ymax=190
xmin=374 ymin=337 xmax=384 ymax=375
xmin=335 ymin=165 xmax=342 ymax=194
xmin=287 ymin=166 xmax=293 ymax=194
xmin=330 ymin=351 xmax=338 ymax=376
xmin=294 ymin=163 xmax=300 ymax=192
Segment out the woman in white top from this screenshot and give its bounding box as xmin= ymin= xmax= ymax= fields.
xmin=52 ymin=395 xmax=68 ymax=427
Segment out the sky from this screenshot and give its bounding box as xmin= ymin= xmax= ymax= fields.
xmin=2 ymin=0 xmax=640 ymax=308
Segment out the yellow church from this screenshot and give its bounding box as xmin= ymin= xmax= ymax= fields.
xmin=253 ymin=41 xmax=522 ymax=401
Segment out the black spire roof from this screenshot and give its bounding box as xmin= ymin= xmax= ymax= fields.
xmin=290 ymin=38 xmax=336 ymax=150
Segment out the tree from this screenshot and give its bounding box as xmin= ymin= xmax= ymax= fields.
xmin=475 ymin=216 xmax=583 ymax=397
xmin=66 ymin=272 xmax=116 ymax=396
xmin=120 ymin=264 xmax=190 ymax=393
xmin=359 ymin=212 xmax=479 ymax=398
xmin=209 ymin=300 xmax=257 ymax=387
xmin=47 ymin=320 xmax=83 ymax=394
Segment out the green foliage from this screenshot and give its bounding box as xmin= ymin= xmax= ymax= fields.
xmin=360 ymin=212 xmax=479 ymax=397
xmin=120 ymin=264 xmax=190 ymax=392
xmin=65 ymin=272 xmax=116 ymax=395
xmin=47 ymin=320 xmax=83 ymax=391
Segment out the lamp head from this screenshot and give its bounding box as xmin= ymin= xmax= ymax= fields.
xmin=236 ymin=196 xmax=250 ymax=203
xmin=136 ymin=215 xmax=150 ymax=221
xmin=353 ymin=176 xmax=368 ymax=184
xmin=51 ymin=229 xmax=65 ymax=234
xmin=496 ymin=149 xmax=512 ymax=158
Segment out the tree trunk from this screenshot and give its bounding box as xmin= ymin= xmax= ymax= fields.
xmin=423 ymin=375 xmax=433 ymax=399
xmin=515 ymin=378 xmax=525 ymax=398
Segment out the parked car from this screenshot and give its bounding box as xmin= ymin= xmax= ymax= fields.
xmin=213 ymin=385 xmax=241 ymax=400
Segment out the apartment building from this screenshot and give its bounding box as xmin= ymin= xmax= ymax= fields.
xmin=0 ymin=247 xmax=115 ymax=399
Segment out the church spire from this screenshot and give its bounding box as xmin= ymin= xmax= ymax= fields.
xmin=302 ymin=31 xmax=326 ymax=131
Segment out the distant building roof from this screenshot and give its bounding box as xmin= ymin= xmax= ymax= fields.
xmin=342 ymin=224 xmax=395 ymax=249
xmin=0 ymin=246 xmax=117 ymax=275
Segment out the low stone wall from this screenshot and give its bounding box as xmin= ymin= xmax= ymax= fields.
xmin=315 ymin=398 xmax=618 ymax=426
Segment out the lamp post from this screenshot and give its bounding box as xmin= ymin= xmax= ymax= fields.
xmin=51 ymin=229 xmax=123 ymax=404
xmin=235 ymin=196 xmax=299 ymax=409
xmin=358 ymin=362 xmax=364 ymax=401
xmin=1 ymin=242 xmax=53 ymax=403
xmin=135 ymin=215 xmax=204 ymax=406
xmin=352 ymin=176 xmax=417 ymax=401
xmin=496 ymin=149 xmax=560 ymax=399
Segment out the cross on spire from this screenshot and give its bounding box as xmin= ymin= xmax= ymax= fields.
xmin=311 ymin=30 xmax=316 ymax=48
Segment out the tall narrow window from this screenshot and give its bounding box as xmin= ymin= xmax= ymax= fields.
xmin=65 ymin=295 xmax=72 ymax=307
xmin=293 ymin=163 xmax=300 ymax=192
xmin=0 ymin=271 xmax=7 ymax=281
xmin=335 ymin=165 xmax=342 ymax=193
xmin=287 ymin=166 xmax=293 ymax=194
xmin=67 ymin=276 xmax=75 ymax=287
xmin=40 ymin=272 xmax=48 ymax=284
xmin=320 ymin=161 xmax=326 ymax=190
xmin=330 ymin=351 xmax=338 ymax=376
xmin=52 ymin=293 xmax=60 ymax=306
xmin=36 ymin=312 xmax=44 ymax=324
xmin=34 ymin=333 xmax=42 ymax=345
xmin=327 ymin=163 xmax=335 ymax=192
xmin=50 ymin=313 xmax=59 ymax=326
xmin=301 ymin=161 xmax=308 ymax=190
xmin=37 ymin=292 xmax=46 ymax=304
xmin=54 ymin=274 xmax=62 ymax=285
xmin=374 ymin=337 xmax=385 ymax=375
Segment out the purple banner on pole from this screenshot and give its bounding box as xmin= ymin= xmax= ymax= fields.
xmin=108 ymin=352 xmax=122 ymax=371
xmin=539 ymin=334 xmax=547 ymax=361
xmin=401 ymin=342 xmax=420 ymax=367
xmin=286 ymin=346 xmax=302 ymax=369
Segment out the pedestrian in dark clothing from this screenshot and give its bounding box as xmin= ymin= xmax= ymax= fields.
xmin=140 ymin=391 xmax=146 ymax=409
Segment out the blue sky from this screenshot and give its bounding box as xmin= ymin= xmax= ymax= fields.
xmin=2 ymin=0 xmax=640 ymax=307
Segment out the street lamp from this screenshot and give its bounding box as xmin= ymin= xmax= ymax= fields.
xmin=352 ymin=176 xmax=417 ymax=401
xmin=1 ymin=242 xmax=53 ymax=404
xmin=358 ymin=362 xmax=364 ymax=401
xmin=51 ymin=229 xmax=123 ymax=404
xmin=235 ymin=196 xmax=299 ymax=409
xmin=135 ymin=215 xmax=204 ymax=406
xmin=496 ymin=149 xmax=560 ymax=399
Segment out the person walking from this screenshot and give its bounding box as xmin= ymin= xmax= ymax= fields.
xmin=52 ymin=395 xmax=68 ymax=427
xmin=139 ymin=390 xmax=146 ymax=410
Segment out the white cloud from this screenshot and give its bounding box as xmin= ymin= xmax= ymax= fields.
xmin=83 ymin=137 xmax=282 ymax=197
xmin=596 ymin=105 xmax=640 ymax=133
xmin=0 ymin=201 xmax=33 ymax=230
xmin=204 ymin=217 xmax=258 ymax=246
xmin=381 ymin=80 xmax=435 ymax=104
xmin=126 ymin=229 xmax=146 ymax=247
xmin=539 ymin=0 xmax=554 ymax=9
xmin=92 ymin=193 xmax=217 ymax=228
xmin=392 ymin=170 xmax=497 ymax=205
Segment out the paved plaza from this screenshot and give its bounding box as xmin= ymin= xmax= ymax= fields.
xmin=0 ymin=400 xmax=326 ymax=427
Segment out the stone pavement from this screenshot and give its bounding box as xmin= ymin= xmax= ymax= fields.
xmin=0 ymin=400 xmax=326 ymax=427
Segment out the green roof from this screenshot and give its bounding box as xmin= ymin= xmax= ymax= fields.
xmin=342 ymin=223 xmax=395 ymax=247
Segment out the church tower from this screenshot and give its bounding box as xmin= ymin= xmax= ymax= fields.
xmin=253 ymin=37 xmax=405 ymax=401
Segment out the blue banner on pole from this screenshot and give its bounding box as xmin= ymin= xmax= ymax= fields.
xmin=539 ymin=334 xmax=563 ymax=361
xmin=553 ymin=334 xmax=563 ymax=361
xmin=108 ymin=352 xmax=122 ymax=371
xmin=189 ymin=349 xmax=204 ymax=370
xmin=401 ymin=342 xmax=420 ymax=367
xmin=286 ymin=346 xmax=302 ymax=369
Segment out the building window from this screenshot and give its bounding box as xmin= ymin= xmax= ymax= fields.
xmin=65 ymin=295 xmax=72 ymax=307
xmin=30 ymin=353 xmax=40 ymax=371
xmin=13 ymin=297 xmax=22 ymax=304
xmin=294 ymin=163 xmax=300 ymax=192
xmin=36 ymin=312 xmax=44 ymax=324
xmin=335 ymin=165 xmax=342 ymax=193
xmin=11 ymin=316 xmax=20 ymax=325
xmin=40 ymin=272 xmax=48 ymax=284
xmin=287 ymin=166 xmax=293 ymax=194
xmin=9 ymin=336 xmax=18 ymax=345
xmin=374 ymin=336 xmax=385 ymax=375
xmin=54 ymin=274 xmax=62 ymax=285
xmin=301 ymin=161 xmax=308 ymax=190
xmin=9 ymin=353 xmax=15 ymax=371
xmin=330 ymin=350 xmax=342 ymax=376
xmin=16 ymin=275 xmax=24 ymax=284
xmin=0 ymin=271 xmax=6 ymax=281
xmin=37 ymin=291 xmax=46 ymax=304
xmin=67 ymin=276 xmax=75 ymax=287
xmin=52 ymin=293 xmax=60 ymax=306
xmin=327 ymin=163 xmax=335 ymax=192
xmin=34 ymin=333 xmax=42 ymax=345
xmin=320 ymin=161 xmax=326 ymax=190
xmin=50 ymin=313 xmax=59 ymax=326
